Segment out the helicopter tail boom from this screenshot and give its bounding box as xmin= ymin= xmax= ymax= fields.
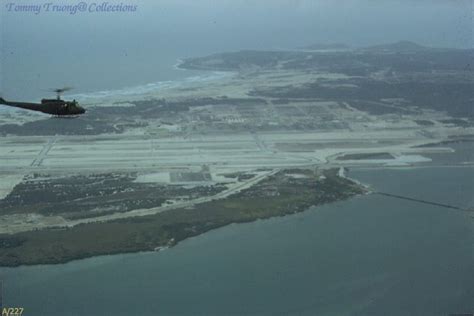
xmin=0 ymin=99 xmax=42 ymax=112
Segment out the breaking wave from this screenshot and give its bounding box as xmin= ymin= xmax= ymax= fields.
xmin=67 ymin=70 xmax=233 ymax=102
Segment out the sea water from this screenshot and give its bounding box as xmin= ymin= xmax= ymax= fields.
xmin=0 ymin=166 xmax=472 ymax=315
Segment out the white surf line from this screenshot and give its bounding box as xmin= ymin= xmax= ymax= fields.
xmin=337 ymin=166 xmax=371 ymax=191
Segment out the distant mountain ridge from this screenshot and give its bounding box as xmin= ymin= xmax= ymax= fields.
xmin=301 ymin=41 xmax=431 ymax=52
xmin=301 ymin=43 xmax=350 ymax=50
xmin=363 ymin=41 xmax=429 ymax=52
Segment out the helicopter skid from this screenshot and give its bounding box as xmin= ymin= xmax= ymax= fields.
xmin=52 ymin=115 xmax=82 ymax=119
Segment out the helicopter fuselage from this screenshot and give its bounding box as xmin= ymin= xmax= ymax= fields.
xmin=0 ymin=97 xmax=86 ymax=116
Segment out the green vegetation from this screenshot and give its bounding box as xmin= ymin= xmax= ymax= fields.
xmin=0 ymin=168 xmax=365 ymax=266
xmin=0 ymin=173 xmax=225 ymax=219
xmin=414 ymin=120 xmax=435 ymax=126
xmin=221 ymin=172 xmax=256 ymax=181
xmin=0 ymin=96 xmax=266 ymax=136
xmin=180 ymin=48 xmax=474 ymax=118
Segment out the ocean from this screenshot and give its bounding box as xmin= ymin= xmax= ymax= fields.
xmin=1 ymin=1 xmax=470 ymax=101
xmin=1 ymin=2 xmax=473 ymax=314
xmin=1 ymin=165 xmax=472 ymax=315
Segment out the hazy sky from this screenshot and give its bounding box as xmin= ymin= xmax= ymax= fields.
xmin=1 ymin=0 xmax=472 ymax=99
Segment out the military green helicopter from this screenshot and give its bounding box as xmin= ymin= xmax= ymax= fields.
xmin=0 ymin=87 xmax=86 ymax=117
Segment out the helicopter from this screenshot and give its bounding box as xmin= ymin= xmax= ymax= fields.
xmin=0 ymin=87 xmax=86 ymax=117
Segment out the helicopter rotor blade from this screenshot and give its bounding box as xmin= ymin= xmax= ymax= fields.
xmin=51 ymin=86 xmax=74 ymax=94
xmin=48 ymin=87 xmax=74 ymax=99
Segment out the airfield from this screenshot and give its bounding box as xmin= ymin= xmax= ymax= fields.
xmin=0 ymin=45 xmax=473 ymax=236
xmin=0 ymin=96 xmax=469 ymax=235
xmin=0 ymin=127 xmax=461 ymax=176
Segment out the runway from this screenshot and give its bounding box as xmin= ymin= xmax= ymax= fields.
xmin=0 ymin=129 xmax=446 ymax=174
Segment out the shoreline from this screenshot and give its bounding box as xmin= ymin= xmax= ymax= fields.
xmin=2 ymin=164 xmax=472 ymax=268
xmin=66 ymin=60 xmax=235 ymax=104
xmin=1 ymin=48 xmax=473 ymax=268
xmin=173 ymin=58 xmax=185 ymax=71
xmin=0 ymin=168 xmax=366 ymax=267
xmin=0 ymin=197 xmax=358 ymax=269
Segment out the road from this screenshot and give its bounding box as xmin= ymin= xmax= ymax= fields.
xmin=0 ymin=169 xmax=279 ymax=234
